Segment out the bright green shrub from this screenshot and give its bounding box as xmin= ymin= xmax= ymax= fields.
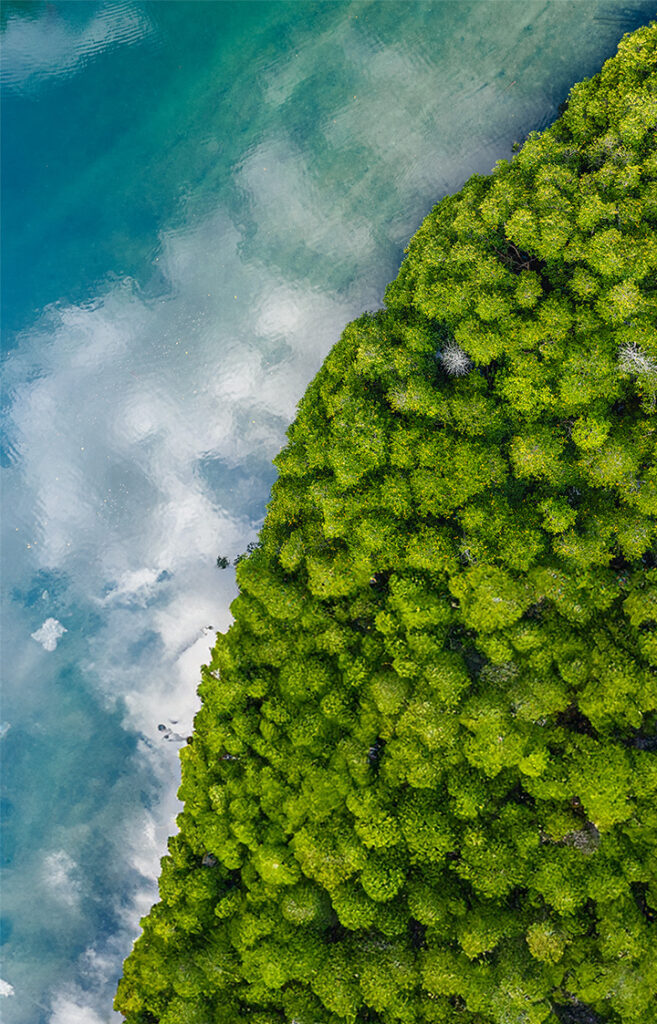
xmin=116 ymin=26 xmax=657 ymax=1024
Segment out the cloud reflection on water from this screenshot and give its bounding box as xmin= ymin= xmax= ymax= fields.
xmin=2 ymin=188 xmax=361 ymax=1022
xmin=0 ymin=2 xmax=154 ymax=92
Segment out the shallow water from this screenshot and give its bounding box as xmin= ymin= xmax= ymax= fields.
xmin=2 ymin=2 xmax=656 ymax=1021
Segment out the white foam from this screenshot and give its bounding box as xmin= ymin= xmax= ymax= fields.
xmin=0 ymin=980 xmax=15 ymax=998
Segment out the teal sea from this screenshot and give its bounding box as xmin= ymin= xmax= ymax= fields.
xmin=2 ymin=2 xmax=655 ymax=1021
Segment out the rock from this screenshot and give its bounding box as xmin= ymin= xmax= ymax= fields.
xmin=563 ymin=822 xmax=600 ymax=854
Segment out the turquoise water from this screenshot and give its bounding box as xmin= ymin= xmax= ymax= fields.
xmin=2 ymin=2 xmax=656 ymax=1021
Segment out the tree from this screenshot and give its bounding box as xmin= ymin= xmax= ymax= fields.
xmin=116 ymin=24 xmax=657 ymax=1024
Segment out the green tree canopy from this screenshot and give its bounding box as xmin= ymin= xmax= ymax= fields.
xmin=116 ymin=25 xmax=657 ymax=1024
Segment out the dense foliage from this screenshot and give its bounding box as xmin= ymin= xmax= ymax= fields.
xmin=116 ymin=26 xmax=657 ymax=1024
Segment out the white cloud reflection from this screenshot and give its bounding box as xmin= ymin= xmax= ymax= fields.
xmin=2 ymin=189 xmax=362 ymax=1023
xmin=31 ymin=618 xmax=67 ymax=651
xmin=4 ymin=204 xmax=357 ymax=741
xmin=0 ymin=2 xmax=153 ymax=92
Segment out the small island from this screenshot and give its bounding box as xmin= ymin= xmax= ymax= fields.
xmin=116 ymin=24 xmax=657 ymax=1024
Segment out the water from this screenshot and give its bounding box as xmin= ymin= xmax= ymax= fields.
xmin=2 ymin=2 xmax=655 ymax=1021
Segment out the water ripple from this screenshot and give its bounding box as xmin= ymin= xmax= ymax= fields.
xmin=0 ymin=1 xmax=154 ymax=92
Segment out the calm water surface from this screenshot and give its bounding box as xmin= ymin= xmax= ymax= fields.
xmin=2 ymin=2 xmax=655 ymax=1021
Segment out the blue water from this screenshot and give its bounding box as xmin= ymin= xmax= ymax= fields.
xmin=2 ymin=2 xmax=656 ymax=1021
